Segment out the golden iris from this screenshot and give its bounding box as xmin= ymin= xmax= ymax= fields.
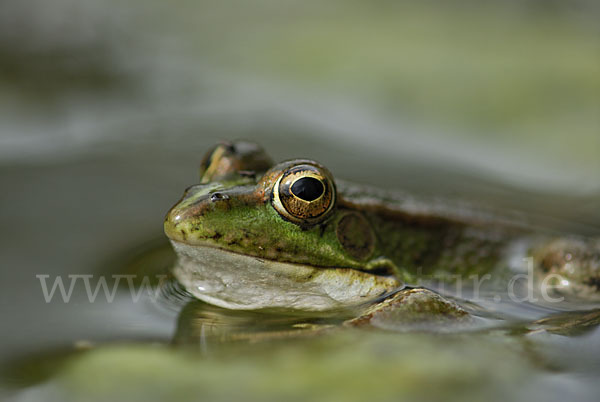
xmin=272 ymin=164 xmax=336 ymax=225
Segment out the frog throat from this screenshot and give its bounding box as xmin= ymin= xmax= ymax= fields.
xmin=170 ymin=241 xmax=402 ymax=311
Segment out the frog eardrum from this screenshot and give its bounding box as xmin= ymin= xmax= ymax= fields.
xmin=272 ymin=163 xmax=336 ymax=225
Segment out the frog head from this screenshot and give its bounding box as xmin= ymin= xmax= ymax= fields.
xmin=164 ymin=141 xmax=401 ymax=311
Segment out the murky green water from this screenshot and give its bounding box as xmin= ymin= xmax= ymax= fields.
xmin=1 ymin=0 xmax=599 ymax=401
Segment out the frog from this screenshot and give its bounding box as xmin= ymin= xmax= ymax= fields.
xmin=164 ymin=140 xmax=600 ymax=320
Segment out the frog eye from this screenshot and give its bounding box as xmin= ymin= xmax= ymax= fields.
xmin=272 ymin=164 xmax=336 ymax=225
xmin=199 ymin=141 xmax=273 ymax=184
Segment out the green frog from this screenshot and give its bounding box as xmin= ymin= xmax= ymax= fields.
xmin=164 ymin=141 xmax=599 ymax=316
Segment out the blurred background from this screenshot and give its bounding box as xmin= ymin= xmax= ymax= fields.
xmin=2 ymin=0 xmax=598 ymax=187
xmin=0 ymin=0 xmax=599 ymax=400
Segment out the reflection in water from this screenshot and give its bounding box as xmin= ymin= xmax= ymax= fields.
xmin=173 ymin=300 xmax=333 ymax=349
xmin=168 ymin=277 xmax=600 ymax=345
xmin=532 ymin=309 xmax=600 ymax=337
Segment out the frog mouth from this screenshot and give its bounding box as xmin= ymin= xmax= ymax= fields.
xmin=169 ymin=240 xmax=401 ymax=311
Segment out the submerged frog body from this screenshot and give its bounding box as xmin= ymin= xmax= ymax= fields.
xmin=164 ymin=141 xmax=600 ymax=312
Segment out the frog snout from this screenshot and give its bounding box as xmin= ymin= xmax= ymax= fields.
xmin=164 ymin=205 xmax=187 ymax=243
xmin=163 ymin=189 xmax=216 ymax=243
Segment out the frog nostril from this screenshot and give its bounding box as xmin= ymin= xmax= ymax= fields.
xmin=210 ymin=192 xmax=230 ymax=202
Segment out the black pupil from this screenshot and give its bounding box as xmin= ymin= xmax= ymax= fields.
xmin=290 ymin=177 xmax=324 ymax=201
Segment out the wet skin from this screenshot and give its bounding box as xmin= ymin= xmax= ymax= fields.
xmin=164 ymin=141 xmax=600 ymax=313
